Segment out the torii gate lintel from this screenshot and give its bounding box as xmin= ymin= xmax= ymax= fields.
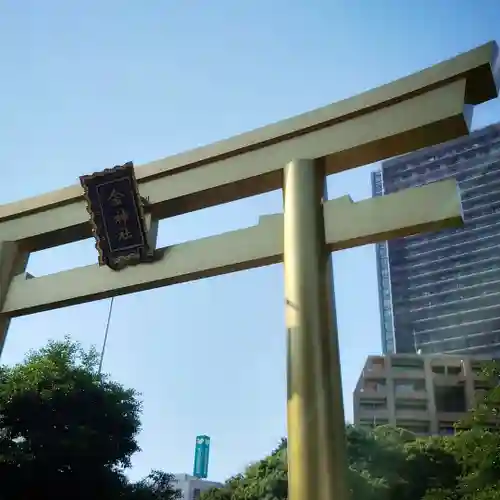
xmin=1 ymin=177 xmax=462 ymax=317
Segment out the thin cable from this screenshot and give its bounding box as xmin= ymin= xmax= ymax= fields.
xmin=98 ymin=296 xmax=115 ymax=376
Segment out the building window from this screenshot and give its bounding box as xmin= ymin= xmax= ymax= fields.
xmin=438 ymin=422 xmax=455 ymax=435
xmin=359 ymin=418 xmax=389 ymax=429
xmin=432 ymin=366 xmax=445 ymax=374
xmin=474 ymin=380 xmax=491 ymax=391
xmin=363 ymin=379 xmax=386 ymax=392
xmin=448 ymin=366 xmax=462 ymax=376
xmin=471 ymin=361 xmax=486 ymax=374
xmin=396 ymin=420 xmax=430 ymax=434
xmin=360 ymin=400 xmax=387 ymax=410
xmin=391 ymin=357 xmax=424 ymax=370
xmin=394 ymin=379 xmax=426 ymax=394
xmin=192 ymin=489 xmax=201 ymax=500
xmin=434 ymin=384 xmax=466 ymax=412
xmin=395 ymin=400 xmax=428 ymax=411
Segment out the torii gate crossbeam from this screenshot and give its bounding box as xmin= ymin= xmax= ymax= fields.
xmin=0 ymin=41 xmax=498 ymax=500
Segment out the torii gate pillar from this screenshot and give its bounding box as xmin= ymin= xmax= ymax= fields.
xmin=284 ymin=159 xmax=348 ymax=500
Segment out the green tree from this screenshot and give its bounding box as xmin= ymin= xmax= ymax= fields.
xmin=201 ymin=430 xmax=401 ymax=500
xmin=425 ymin=360 xmax=500 ymax=500
xmin=128 ymin=470 xmax=183 ymax=500
xmin=201 ymin=486 xmax=232 ymax=500
xmin=201 ymin=425 xmax=464 ymax=500
xmin=346 ymin=424 xmax=460 ymax=500
xmin=201 ymin=440 xmax=287 ymax=500
xmin=0 ymin=337 xmax=143 ymax=499
xmin=401 ymin=436 xmax=460 ymax=500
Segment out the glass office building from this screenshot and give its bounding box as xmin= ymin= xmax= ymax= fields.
xmin=373 ymin=123 xmax=500 ymax=356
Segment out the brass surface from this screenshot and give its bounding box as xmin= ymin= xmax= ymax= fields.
xmin=2 ymin=178 xmax=463 ymax=317
xmin=0 ymin=242 xmax=29 ymax=351
xmin=284 ymin=159 xmax=349 ymax=500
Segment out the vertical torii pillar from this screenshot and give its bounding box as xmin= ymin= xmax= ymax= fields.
xmin=284 ymin=159 xmax=348 ymax=500
xmin=0 ymin=242 xmax=29 ymax=353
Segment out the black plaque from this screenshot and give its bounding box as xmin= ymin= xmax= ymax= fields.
xmin=80 ymin=162 xmax=151 ymax=271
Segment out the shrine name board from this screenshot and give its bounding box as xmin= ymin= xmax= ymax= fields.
xmin=80 ymin=162 xmax=152 ymax=271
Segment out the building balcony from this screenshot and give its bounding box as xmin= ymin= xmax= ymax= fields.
xmin=461 ymin=176 xmax=500 ymax=199
xmin=386 ymin=155 xmax=500 ymax=198
xmin=390 ymin=368 xmax=425 ymax=379
xmin=391 ymin=235 xmax=500 ymax=275
xmin=357 ymin=386 xmax=388 ymax=399
xmin=386 ymin=134 xmax=500 ymax=177
xmin=406 ymin=265 xmax=500 ymax=295
xmin=405 ymin=216 xmax=500 ymax=250
xmin=418 ymin=330 xmax=500 ymax=355
xmin=395 ymin=408 xmax=430 ymax=420
xmin=415 ymin=315 xmax=500 ymax=339
xmin=392 ymin=256 xmax=500 ymax=294
xmin=462 ymin=186 xmax=500 ymax=207
xmin=464 ymin=199 xmax=500 ymax=220
xmin=432 ymin=373 xmax=466 ymax=386
xmin=436 ymin=411 xmax=468 ymax=423
xmin=362 ymin=362 xmax=388 ymax=379
xmin=409 ymin=288 xmax=500 ymax=318
xmin=460 ymin=165 xmax=500 ymax=193
xmin=404 ymin=233 xmax=500 ymax=264
xmin=413 ymin=303 xmax=500 ymax=332
xmin=393 ymin=378 xmax=427 ymax=397
xmin=394 ymin=390 xmax=428 ymax=400
xmin=357 ymin=407 xmax=389 ymax=421
xmin=445 ymin=342 xmax=500 ymax=356
xmin=404 ymin=277 xmax=500 ymax=307
xmin=403 ymin=227 xmax=500 ymax=262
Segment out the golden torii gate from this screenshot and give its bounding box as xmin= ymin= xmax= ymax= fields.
xmin=0 ymin=42 xmax=498 ymax=500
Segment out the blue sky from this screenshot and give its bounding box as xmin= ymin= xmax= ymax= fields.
xmin=1 ymin=0 xmax=499 ymax=483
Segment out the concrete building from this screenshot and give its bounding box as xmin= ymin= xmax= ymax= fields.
xmin=173 ymin=474 xmax=223 ymax=500
xmin=353 ymin=353 xmax=493 ymax=435
xmin=373 ymin=123 xmax=500 ymax=356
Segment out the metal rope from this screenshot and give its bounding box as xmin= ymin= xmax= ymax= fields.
xmin=98 ymin=296 xmax=115 ymax=376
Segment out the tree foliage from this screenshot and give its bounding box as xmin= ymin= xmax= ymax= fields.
xmin=0 ymin=337 xmax=180 ymax=500
xmin=127 ymin=470 xmax=183 ymax=500
xmin=426 ymin=360 xmax=500 ymax=500
xmin=1 ymin=337 xmax=498 ymax=500
xmin=202 ymin=360 xmax=500 ymax=500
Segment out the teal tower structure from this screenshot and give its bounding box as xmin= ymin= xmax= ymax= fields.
xmin=193 ymin=435 xmax=210 ymax=479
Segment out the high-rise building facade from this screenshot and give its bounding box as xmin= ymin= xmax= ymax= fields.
xmin=353 ymin=353 xmax=494 ymax=436
xmin=373 ymin=123 xmax=500 ymax=356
